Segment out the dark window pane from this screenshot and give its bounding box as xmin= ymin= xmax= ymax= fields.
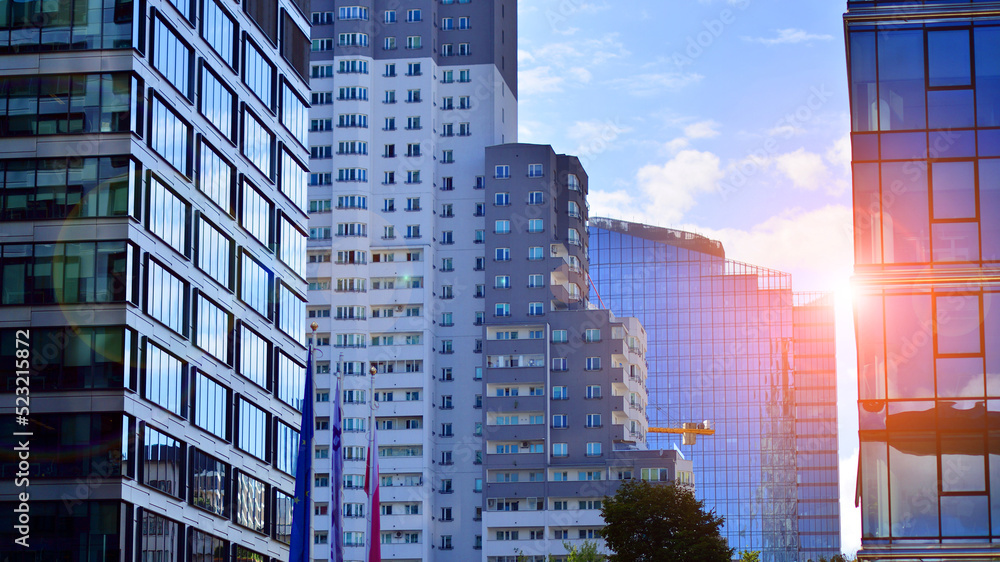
xmin=975 ymin=27 xmax=1000 ymax=127
xmin=235 ymin=471 xmax=267 ymax=533
xmin=927 ymin=29 xmax=971 ymax=88
xmin=190 ymin=448 xmax=228 ymax=516
xmin=850 ymin=31 xmax=878 ymax=132
xmin=888 ymin=433 xmax=938 ymax=537
xmin=931 ymin=161 xmax=976 ymax=220
xmin=139 ymin=510 xmax=180 ymax=562
xmin=878 ymin=29 xmax=925 ymax=130
xmin=142 ymin=425 xmax=184 ymax=498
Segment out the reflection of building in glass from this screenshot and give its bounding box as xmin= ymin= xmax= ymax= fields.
xmin=481 ymin=145 xmax=690 ymax=561
xmin=845 ymin=1 xmax=1000 ymax=559
xmin=0 ymin=0 xmax=311 ymax=557
xmin=589 ymin=218 xmax=840 ymax=562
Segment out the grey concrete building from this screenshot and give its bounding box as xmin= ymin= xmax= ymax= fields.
xmin=304 ymin=1 xmax=518 ymax=559
xmin=481 ymin=143 xmax=691 ymax=561
xmin=0 ymin=0 xmax=312 ymax=558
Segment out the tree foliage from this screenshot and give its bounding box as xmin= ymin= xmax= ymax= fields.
xmin=563 ymin=540 xmax=606 ymax=562
xmin=600 ymin=480 xmax=733 ymax=562
xmin=740 ymin=551 xmax=761 ymax=562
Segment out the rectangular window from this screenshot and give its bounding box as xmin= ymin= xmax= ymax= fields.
xmin=406 ymin=36 xmax=421 ymax=49
xmin=198 ymin=140 xmax=234 ymax=214
xmin=276 ymin=351 xmax=306 ymax=411
xmin=242 ymin=108 xmax=274 ymax=178
xmin=195 ymin=293 xmax=232 ymax=363
xmin=199 ymin=65 xmax=234 ymax=140
xmin=152 ymin=16 xmax=192 ymax=97
xmin=190 ymin=448 xmax=228 ymax=516
xmin=240 ymin=180 xmax=273 ymax=248
xmin=278 ymin=215 xmax=306 ymax=279
xmin=238 ymin=323 xmax=270 ymax=389
xmin=280 ymin=81 xmax=309 ymax=147
xmin=142 ymin=425 xmax=184 ymax=497
xmin=240 ymin=251 xmax=273 ymax=319
xmin=244 ymin=39 xmax=275 ymax=108
xmin=237 ymin=397 xmax=268 ymax=461
xmin=146 ymin=175 xmax=189 ymax=256
xmin=275 ymin=421 xmax=299 ymax=474
xmin=196 ymin=215 xmax=233 ymax=289
xmin=0 ymin=156 xmax=137 ymax=221
xmin=146 ymin=259 xmax=187 ymax=335
xmin=193 ymin=371 xmax=230 ymax=439
xmin=150 ymin=95 xmax=191 ymax=174
xmin=278 ymin=149 xmax=307 ymax=214
xmin=235 ymin=471 xmax=267 ymax=533
xmin=143 ymin=339 xmax=185 ymax=416
xmin=202 ymin=0 xmax=235 ymax=68
xmin=278 ymin=282 xmax=306 ymax=344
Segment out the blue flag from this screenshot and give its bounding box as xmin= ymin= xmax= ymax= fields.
xmin=289 ymin=347 xmax=314 ymax=562
xmin=331 ymin=366 xmax=344 ymax=561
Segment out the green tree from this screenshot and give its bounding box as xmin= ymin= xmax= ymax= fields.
xmin=740 ymin=551 xmax=761 ymax=562
xmin=564 ymin=540 xmax=606 ymax=561
xmin=600 ymin=480 xmax=733 ymax=562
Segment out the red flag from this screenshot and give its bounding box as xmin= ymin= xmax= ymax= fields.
xmin=365 ymin=428 xmax=380 ymax=562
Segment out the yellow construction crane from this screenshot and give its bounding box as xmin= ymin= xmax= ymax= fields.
xmin=647 ymin=421 xmax=715 ymax=445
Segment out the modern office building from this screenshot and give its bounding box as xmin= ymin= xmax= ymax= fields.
xmin=845 ymin=1 xmax=1000 ymax=559
xmin=304 ymin=1 xmax=518 ymax=558
xmin=0 ymin=0 xmax=312 ymax=559
xmin=481 ymin=143 xmax=691 ymax=562
xmin=589 ymin=219 xmax=840 ymax=562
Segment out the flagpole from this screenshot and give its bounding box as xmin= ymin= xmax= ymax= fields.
xmin=332 ymin=353 xmax=344 ymax=562
xmin=366 ymin=364 xmax=379 ymax=562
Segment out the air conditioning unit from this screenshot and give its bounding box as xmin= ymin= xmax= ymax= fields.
xmin=521 ymin=441 xmax=529 ymax=448
xmin=395 ymin=531 xmax=403 ymax=538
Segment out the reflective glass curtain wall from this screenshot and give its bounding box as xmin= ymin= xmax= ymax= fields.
xmin=589 ymin=219 xmax=840 ymax=562
xmin=846 ymin=1 xmax=1000 ymax=559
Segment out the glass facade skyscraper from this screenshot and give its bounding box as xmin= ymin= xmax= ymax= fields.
xmin=0 ymin=0 xmax=312 ymax=558
xmin=589 ymin=218 xmax=840 ymax=562
xmin=845 ymin=1 xmax=1000 ymax=559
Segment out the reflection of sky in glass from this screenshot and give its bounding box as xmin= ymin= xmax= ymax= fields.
xmin=590 ymin=224 xmax=840 ymax=560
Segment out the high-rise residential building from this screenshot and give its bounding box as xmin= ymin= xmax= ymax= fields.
xmin=589 ymin=219 xmax=840 ymax=562
xmin=0 ymin=0 xmax=312 ymax=558
xmin=845 ymin=1 xmax=1000 ymax=559
xmin=305 ymin=1 xmax=518 ymax=558
xmin=481 ymin=143 xmax=690 ymax=562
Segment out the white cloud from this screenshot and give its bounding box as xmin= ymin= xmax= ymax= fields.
xmin=605 ymin=72 xmax=703 ymax=96
xmin=566 ymin=119 xmax=633 ymax=156
xmin=664 ymin=137 xmax=691 ymax=153
xmin=774 ymin=148 xmax=828 ymax=191
xmin=518 ymin=34 xmax=630 ymax=97
xmin=695 ymin=205 xmax=854 ymax=290
xmin=742 ymin=28 xmax=834 ymax=45
xmin=826 ymin=133 xmax=852 ymax=179
xmin=590 ymin=150 xmax=725 ymax=225
xmin=567 ymin=67 xmax=593 ymax=83
xmin=518 ymin=66 xmax=566 ymax=95
xmin=766 ymin=124 xmax=805 ymax=138
xmin=683 ymin=120 xmax=721 ymax=139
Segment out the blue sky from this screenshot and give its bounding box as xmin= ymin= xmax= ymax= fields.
xmin=516 ymin=0 xmax=860 ymax=554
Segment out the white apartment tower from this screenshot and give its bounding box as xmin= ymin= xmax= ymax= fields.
xmin=306 ymin=1 xmax=518 ymax=559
